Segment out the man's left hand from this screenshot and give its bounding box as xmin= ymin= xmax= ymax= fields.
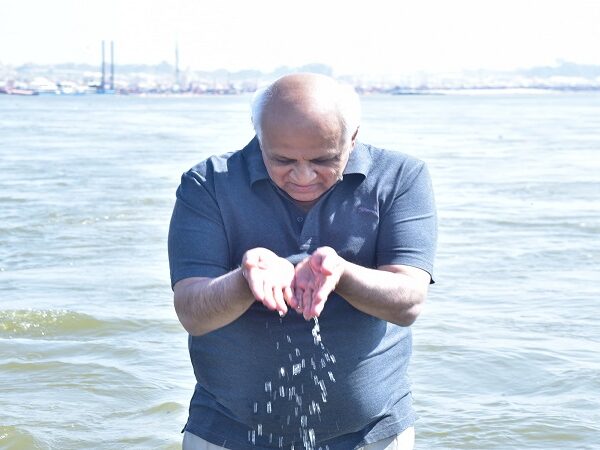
xmin=293 ymin=247 xmax=345 ymax=320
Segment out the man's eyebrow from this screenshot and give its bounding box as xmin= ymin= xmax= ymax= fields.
xmin=311 ymin=154 xmax=340 ymax=162
xmin=271 ymin=154 xmax=295 ymax=161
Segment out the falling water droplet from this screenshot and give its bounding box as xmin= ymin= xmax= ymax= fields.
xmin=292 ymin=363 xmax=302 ymax=375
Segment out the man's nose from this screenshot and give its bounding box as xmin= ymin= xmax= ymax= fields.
xmin=291 ymin=163 xmax=316 ymax=183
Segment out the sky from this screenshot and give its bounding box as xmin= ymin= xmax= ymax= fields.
xmin=1 ymin=0 xmax=599 ymax=77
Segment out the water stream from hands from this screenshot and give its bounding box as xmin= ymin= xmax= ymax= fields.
xmin=249 ymin=318 xmax=336 ymax=450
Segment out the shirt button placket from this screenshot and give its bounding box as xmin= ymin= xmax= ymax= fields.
xmin=298 ymin=213 xmax=316 ymax=253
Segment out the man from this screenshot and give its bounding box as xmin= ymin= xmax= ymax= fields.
xmin=168 ymin=73 xmax=437 ymax=450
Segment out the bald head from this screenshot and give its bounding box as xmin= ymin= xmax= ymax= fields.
xmin=251 ymin=73 xmax=361 ymax=146
xmin=252 ymin=74 xmax=360 ymax=208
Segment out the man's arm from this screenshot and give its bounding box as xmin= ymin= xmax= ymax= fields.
xmin=173 ymin=270 xmax=254 ymax=337
xmin=336 ymin=262 xmax=430 ymax=326
xmin=173 ymin=247 xmax=297 ymax=336
xmin=294 ymin=247 xmax=430 ymax=325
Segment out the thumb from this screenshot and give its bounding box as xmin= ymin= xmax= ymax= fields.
xmin=318 ymin=250 xmax=340 ymax=276
xmin=309 ymin=252 xmax=328 ymax=274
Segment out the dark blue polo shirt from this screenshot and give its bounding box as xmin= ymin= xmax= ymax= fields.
xmin=168 ymin=137 xmax=437 ymax=450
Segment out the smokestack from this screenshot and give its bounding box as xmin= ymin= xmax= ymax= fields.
xmin=110 ymin=41 xmax=115 ymax=91
xmin=101 ymin=40 xmax=106 ymax=91
xmin=175 ymin=41 xmax=180 ymax=87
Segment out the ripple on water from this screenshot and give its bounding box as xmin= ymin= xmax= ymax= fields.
xmin=417 ymin=404 xmax=599 ymax=450
xmin=0 ymin=425 xmax=40 ymax=449
xmin=132 ymin=401 xmax=186 ymax=419
xmin=0 ymin=309 xmax=166 ymax=339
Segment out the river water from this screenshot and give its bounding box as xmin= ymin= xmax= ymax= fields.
xmin=1 ymin=92 xmax=599 ymax=449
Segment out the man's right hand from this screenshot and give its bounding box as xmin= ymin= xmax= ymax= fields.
xmin=241 ymin=248 xmax=295 ymax=315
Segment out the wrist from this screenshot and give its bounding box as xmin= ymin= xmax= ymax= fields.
xmin=335 ymin=258 xmax=355 ymax=293
xmin=240 ymin=265 xmax=249 ymax=282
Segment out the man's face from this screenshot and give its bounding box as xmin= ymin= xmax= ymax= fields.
xmin=260 ymin=113 xmax=353 ymax=209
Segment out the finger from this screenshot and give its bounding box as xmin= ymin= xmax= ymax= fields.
xmin=302 ymin=288 xmax=314 ymax=320
xmin=314 ymin=277 xmax=335 ymax=305
xmin=273 ymin=285 xmax=288 ymax=316
xmin=309 ymin=252 xmax=325 ymax=273
xmin=310 ymin=280 xmax=329 ymax=318
xmin=283 ymin=285 xmax=298 ymax=309
xmin=246 ymin=269 xmax=266 ymax=302
xmin=261 ymin=280 xmax=278 ymax=311
xmin=287 ymin=277 xmax=298 ymax=309
xmin=293 ymin=288 xmax=304 ymax=314
xmin=319 ymin=254 xmax=336 ymax=275
xmin=313 ymin=297 xmax=326 ymax=318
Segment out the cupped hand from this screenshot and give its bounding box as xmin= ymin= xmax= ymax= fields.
xmin=293 ymin=246 xmax=345 ymax=320
xmin=242 ymin=248 xmax=295 ymax=315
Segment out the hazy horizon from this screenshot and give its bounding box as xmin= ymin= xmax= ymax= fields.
xmin=1 ymin=0 xmax=599 ymax=78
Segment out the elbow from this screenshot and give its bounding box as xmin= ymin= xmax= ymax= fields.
xmin=393 ymin=291 xmax=426 ymax=327
xmin=176 ymin=315 xmax=203 ymax=336
xmin=174 ymin=301 xmax=194 ymax=335
xmin=379 ymin=265 xmax=430 ymax=327
xmin=176 ymin=312 xmax=210 ymax=337
xmin=396 ymin=304 xmax=422 ymax=327
xmin=173 ymin=278 xmax=216 ymax=336
xmin=173 ymin=295 xmax=208 ymax=336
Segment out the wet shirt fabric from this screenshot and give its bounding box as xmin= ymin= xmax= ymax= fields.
xmin=168 ymin=137 xmax=437 ymax=450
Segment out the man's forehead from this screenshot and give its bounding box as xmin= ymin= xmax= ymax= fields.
xmin=260 ymin=115 xmax=343 ymax=153
xmin=262 ymin=95 xmax=337 ymax=124
xmin=264 ymin=145 xmax=341 ymax=158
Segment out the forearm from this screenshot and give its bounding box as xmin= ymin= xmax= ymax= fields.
xmin=173 ymin=268 xmax=255 ymax=336
xmin=335 ymin=262 xmax=428 ymax=326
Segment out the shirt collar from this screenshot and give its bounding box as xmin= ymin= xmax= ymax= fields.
xmin=243 ymin=137 xmax=370 ymax=186
xmin=343 ymin=141 xmax=370 ymax=177
xmin=243 ymin=136 xmax=270 ymax=185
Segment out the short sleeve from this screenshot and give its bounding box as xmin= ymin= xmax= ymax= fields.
xmin=167 ymin=170 xmax=230 ymax=288
xmin=376 ymin=161 xmax=437 ymax=280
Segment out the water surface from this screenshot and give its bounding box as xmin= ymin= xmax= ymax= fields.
xmin=1 ymin=92 xmax=599 ymax=449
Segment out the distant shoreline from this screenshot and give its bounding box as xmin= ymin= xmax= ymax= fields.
xmin=2 ymin=60 xmax=600 ymax=97
xmin=2 ymin=86 xmax=599 ymax=97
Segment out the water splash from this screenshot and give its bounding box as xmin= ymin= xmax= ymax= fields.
xmin=249 ymin=318 xmax=336 ymax=450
